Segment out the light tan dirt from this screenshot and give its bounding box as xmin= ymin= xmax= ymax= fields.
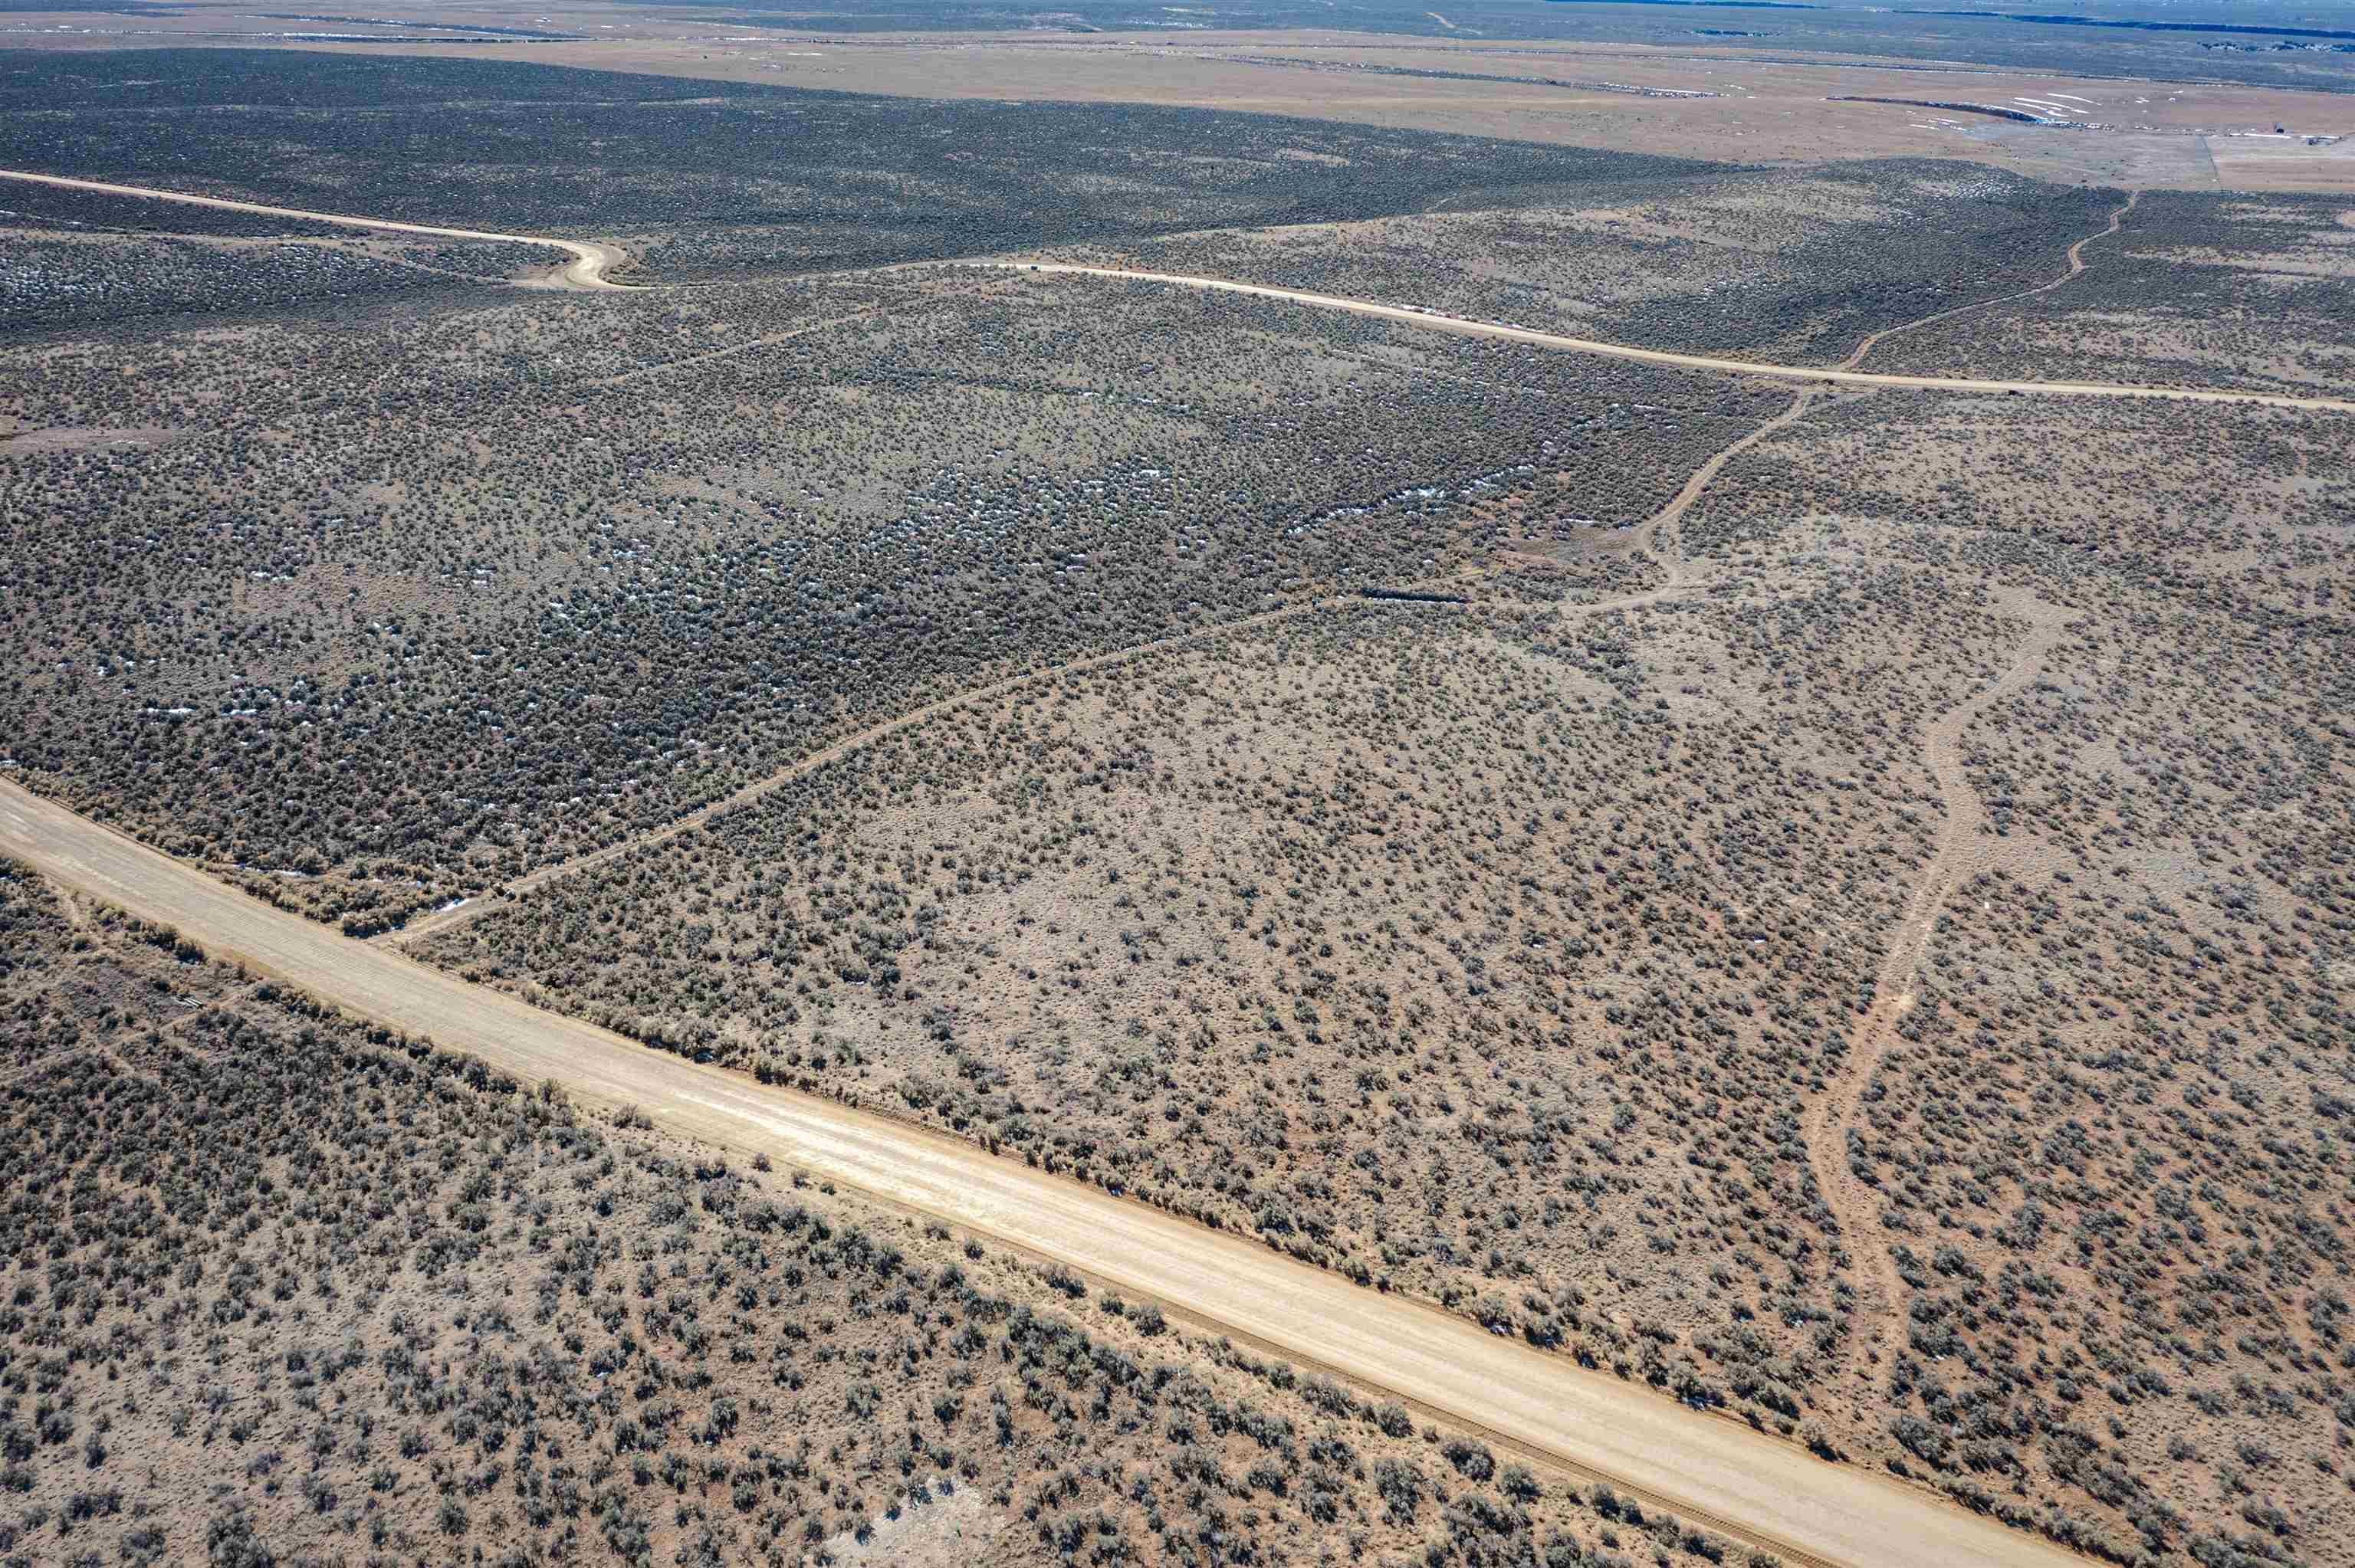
xmin=0 ymin=774 xmax=2082 ymax=1568
xmin=958 ymin=261 xmax=2355 ymax=412
xmin=0 ymin=168 xmax=634 ymax=289
xmin=1796 ymin=591 xmax=2068 ymax=1353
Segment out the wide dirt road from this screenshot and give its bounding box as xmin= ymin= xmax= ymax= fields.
xmin=1 ymin=779 xmax=2073 ymax=1568
xmin=0 ymin=169 xmax=631 ymax=290
xmin=971 ymin=261 xmax=2355 ymax=414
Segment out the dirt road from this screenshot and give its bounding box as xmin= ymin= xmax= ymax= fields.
xmin=1797 ymin=593 xmax=2068 ymax=1350
xmin=967 ymin=261 xmax=2355 ymax=414
xmin=0 ymin=169 xmax=632 ymax=290
xmin=388 ymin=569 xmax=1683 ymax=947
xmin=1 ymin=776 xmax=2074 ymax=1568
xmin=1838 ymin=190 xmax=2140 ymax=371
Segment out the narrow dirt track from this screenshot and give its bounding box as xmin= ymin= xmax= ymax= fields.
xmin=387 ymin=589 xmax=1377 ymax=945
xmin=1635 ymin=385 xmax=1818 ymax=581
xmin=0 ymin=169 xmax=633 ymax=290
xmin=964 ymin=260 xmax=2355 ymax=414
xmin=1797 ymin=595 xmax=2068 ymax=1347
xmin=387 ymin=566 xmax=1699 ymax=949
xmin=1838 ymin=190 xmax=2140 ymax=371
xmin=0 ymin=777 xmax=2081 ymax=1568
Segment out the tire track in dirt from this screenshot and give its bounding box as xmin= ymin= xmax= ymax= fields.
xmin=1838 ymin=190 xmax=2140 ymax=372
xmin=1634 ymin=385 xmax=1818 ymax=584
xmin=385 ymin=567 xmax=1695 ymax=946
xmin=1798 ymin=593 xmax=2066 ymax=1349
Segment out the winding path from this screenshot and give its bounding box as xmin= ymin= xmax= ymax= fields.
xmin=6 ymin=169 xmax=2347 ymax=418
xmin=1838 ymin=190 xmax=2140 ymax=371
xmin=0 ymin=169 xmax=634 ymax=290
xmin=1795 ymin=594 xmax=2068 ymax=1351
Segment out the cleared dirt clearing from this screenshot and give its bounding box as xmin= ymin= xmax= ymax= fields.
xmin=0 ymin=776 xmax=2079 ymax=1568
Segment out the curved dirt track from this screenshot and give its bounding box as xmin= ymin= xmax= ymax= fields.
xmin=12 ymin=170 xmax=2338 ymax=417
xmin=389 ymin=565 xmax=1700 ymax=947
xmin=1797 ymin=594 xmax=2068 ymax=1348
xmin=0 ymin=169 xmax=632 ymax=290
xmin=387 ymin=582 xmax=1457 ymax=946
xmin=966 ymin=261 xmax=2355 ymax=415
xmin=1838 ymin=189 xmax=2140 ymax=371
xmin=2 ymin=775 xmax=2078 ymax=1568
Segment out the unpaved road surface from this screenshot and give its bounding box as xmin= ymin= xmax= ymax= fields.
xmin=0 ymin=169 xmax=632 ymax=290
xmin=0 ymin=778 xmax=2077 ymax=1568
xmin=1798 ymin=594 xmax=2068 ymax=1351
xmin=969 ymin=261 xmax=2355 ymax=414
xmin=17 ymin=169 xmax=2341 ymax=416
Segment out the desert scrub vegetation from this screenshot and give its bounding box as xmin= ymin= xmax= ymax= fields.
xmin=0 ymin=228 xmax=551 ymax=334
xmin=1627 ymin=389 xmax=2355 ymax=1561
xmin=0 ymin=254 xmax=1775 ymax=926
xmin=0 ymin=47 xmax=1721 ymax=280
xmin=0 ymin=867 xmax=1761 ymax=1568
xmin=1858 ymin=190 xmax=2355 ymax=396
xmin=415 ymin=571 xmax=2044 ymax=1461
xmin=409 ymin=369 xmax=2355 ymax=1560
xmin=1038 ymin=161 xmax=2118 ymax=365
xmin=1677 ymin=388 xmax=2355 ymax=569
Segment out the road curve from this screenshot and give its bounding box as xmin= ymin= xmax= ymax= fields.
xmin=12 ymin=170 xmax=2343 ymax=415
xmin=0 ymin=169 xmax=633 ymax=290
xmin=0 ymin=779 xmax=2074 ymax=1568
xmin=964 ymin=261 xmax=2355 ymax=415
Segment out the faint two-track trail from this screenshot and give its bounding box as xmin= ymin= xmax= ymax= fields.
xmin=1797 ymin=595 xmax=2067 ymax=1349
xmin=0 ymin=169 xmax=635 ymax=290
xmin=1634 ymin=386 xmax=1818 ymax=585
xmin=386 ymin=566 xmax=1696 ymax=946
xmin=1838 ymin=189 xmax=2141 ymax=371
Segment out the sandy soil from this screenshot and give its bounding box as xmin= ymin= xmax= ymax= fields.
xmin=0 ymin=775 xmax=2078 ymax=1568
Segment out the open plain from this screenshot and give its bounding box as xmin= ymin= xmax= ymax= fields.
xmin=1 ymin=5 xmax=2352 ymax=1567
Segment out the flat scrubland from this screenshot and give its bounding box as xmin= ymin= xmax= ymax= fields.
xmin=0 ymin=47 xmax=1719 ymax=281
xmin=14 ymin=0 xmax=2355 ymax=100
xmin=1 ymin=861 xmax=1730 ymax=1568
xmin=0 ymin=242 xmax=1778 ymax=933
xmin=1036 ymin=161 xmax=2119 ymax=365
xmin=1859 ymin=192 xmax=2355 ymax=395
xmin=0 ymin=229 xmax=552 ymax=333
xmin=418 ymin=385 xmax=2355 ymax=1568
xmin=5 ymin=34 xmax=2354 ymax=1568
